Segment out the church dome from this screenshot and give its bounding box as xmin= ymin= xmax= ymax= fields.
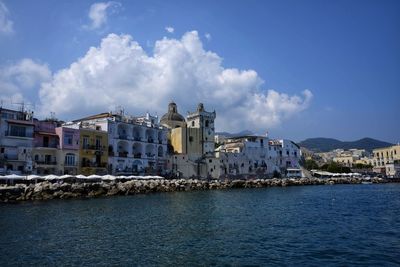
xmin=160 ymin=102 xmax=186 ymax=128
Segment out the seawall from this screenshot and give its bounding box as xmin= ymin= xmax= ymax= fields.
xmin=0 ymin=177 xmax=394 ymax=203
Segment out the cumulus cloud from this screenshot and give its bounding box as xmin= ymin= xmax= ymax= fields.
xmin=205 ymin=33 xmax=211 ymax=41
xmin=165 ymin=26 xmax=174 ymax=33
xmin=38 ymin=31 xmax=312 ymax=131
xmin=84 ymin=1 xmax=121 ymax=30
xmin=0 ymin=1 xmax=13 ymax=34
xmin=0 ymin=59 xmax=51 ymax=106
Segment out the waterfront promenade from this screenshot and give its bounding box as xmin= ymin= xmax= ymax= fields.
xmin=0 ymin=176 xmax=394 ymax=203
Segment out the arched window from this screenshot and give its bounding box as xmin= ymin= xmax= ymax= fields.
xmin=191 ymin=121 xmax=195 ymax=127
xmin=205 ymin=120 xmax=209 ymax=127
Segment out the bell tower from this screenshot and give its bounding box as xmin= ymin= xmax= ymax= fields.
xmin=186 ymin=103 xmax=216 ymax=155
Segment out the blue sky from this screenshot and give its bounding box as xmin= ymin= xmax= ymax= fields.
xmin=0 ymin=0 xmax=399 ymax=143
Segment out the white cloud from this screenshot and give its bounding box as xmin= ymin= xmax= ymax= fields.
xmin=0 ymin=1 xmax=13 ymax=34
xmin=0 ymin=59 xmax=51 ymax=107
xmin=84 ymin=1 xmax=121 ymax=30
xmin=165 ymin=26 xmax=174 ymax=33
xmin=38 ymin=31 xmax=312 ymax=132
xmin=205 ymin=33 xmax=211 ymax=41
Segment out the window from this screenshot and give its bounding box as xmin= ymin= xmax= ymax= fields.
xmin=0 ymin=147 xmax=4 ymax=153
xmin=205 ymin=120 xmax=209 ymax=127
xmin=95 ymin=137 xmax=101 ymax=149
xmin=189 ymin=136 xmax=193 ymax=142
xmin=82 ymin=136 xmax=89 ymax=149
xmin=9 ymin=125 xmax=27 ymax=137
xmin=65 ymin=153 xmax=76 ymax=166
xmin=191 ymin=121 xmax=195 ymax=127
xmin=64 ymin=133 xmax=73 ymax=145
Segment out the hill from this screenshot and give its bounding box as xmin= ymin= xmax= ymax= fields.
xmin=298 ymin=137 xmax=393 ymax=152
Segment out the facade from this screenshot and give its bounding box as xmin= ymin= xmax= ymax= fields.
xmin=215 ymin=137 xmax=301 ymax=178
xmin=0 ymin=108 xmax=34 ymax=174
xmin=32 ymin=120 xmax=60 ymax=175
xmin=55 ymin=127 xmax=80 ymax=175
xmin=372 ymin=144 xmax=400 ymax=176
xmin=78 ymin=128 xmax=108 ymax=175
xmin=165 ymin=102 xmax=219 ymax=178
xmin=66 ymin=111 xmax=168 ymax=175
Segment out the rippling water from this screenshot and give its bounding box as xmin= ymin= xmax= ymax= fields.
xmin=1 ymin=184 xmax=400 ymax=266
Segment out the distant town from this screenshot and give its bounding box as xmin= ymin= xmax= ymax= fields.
xmin=0 ymin=102 xmax=399 ymax=179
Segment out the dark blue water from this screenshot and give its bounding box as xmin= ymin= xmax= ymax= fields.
xmin=1 ymin=184 xmax=400 ymax=266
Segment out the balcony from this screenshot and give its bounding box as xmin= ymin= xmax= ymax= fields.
xmin=81 ymin=162 xmax=107 ymax=168
xmin=133 ymin=153 xmax=142 ymax=159
xmin=82 ymin=145 xmax=106 ymax=151
xmin=5 ymin=130 xmax=33 ymax=138
xmin=2 ymin=154 xmax=19 ymax=160
xmin=133 ymin=136 xmax=142 ymax=141
xmin=147 ymin=138 xmax=154 ymax=143
xmin=145 ymin=153 xmax=155 ymax=158
xmin=118 ymin=151 xmax=128 ymax=158
xmin=118 ymin=135 xmax=129 ymax=140
xmin=36 ymin=161 xmax=57 ymax=165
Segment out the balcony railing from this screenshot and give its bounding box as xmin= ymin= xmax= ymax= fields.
xmin=36 ymin=161 xmax=57 ymax=165
xmin=133 ymin=153 xmax=142 ymax=159
xmin=118 ymin=135 xmax=129 ymax=140
xmin=81 ymin=162 xmax=107 ymax=168
xmin=5 ymin=130 xmax=33 ymax=138
xmin=133 ymin=136 xmax=142 ymax=141
xmin=64 ymin=162 xmax=77 ymax=167
xmin=82 ymin=145 xmax=106 ymax=151
xmin=118 ymin=152 xmax=128 ymax=158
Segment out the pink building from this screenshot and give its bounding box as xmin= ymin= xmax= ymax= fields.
xmin=55 ymin=127 xmax=80 ymax=175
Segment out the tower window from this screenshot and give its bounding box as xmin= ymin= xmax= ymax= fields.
xmin=205 ymin=120 xmax=209 ymax=127
xmin=192 ymin=121 xmax=195 ymax=127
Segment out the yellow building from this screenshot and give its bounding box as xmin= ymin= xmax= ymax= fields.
xmin=79 ymin=128 xmax=108 ymax=175
xmin=373 ymin=144 xmax=400 ymax=174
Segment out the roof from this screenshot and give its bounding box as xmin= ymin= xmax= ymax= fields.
xmin=6 ymin=119 xmax=35 ymax=126
xmin=72 ymin=112 xmax=111 ymax=122
xmin=160 ymin=102 xmax=185 ymax=123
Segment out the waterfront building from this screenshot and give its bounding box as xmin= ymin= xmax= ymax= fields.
xmin=372 ymin=144 xmax=400 ymax=176
xmin=66 ymin=111 xmax=168 ymax=175
xmin=32 ymin=120 xmax=60 ymax=175
xmin=0 ymin=107 xmax=34 ymax=174
xmin=55 ymin=127 xmax=80 ymax=175
xmin=78 ymin=127 xmax=108 ymax=175
xmin=163 ymin=102 xmax=219 ymax=178
xmin=215 ymin=137 xmax=301 ymax=177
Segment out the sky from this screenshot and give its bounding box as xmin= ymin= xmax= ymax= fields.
xmin=0 ymin=0 xmax=399 ymax=143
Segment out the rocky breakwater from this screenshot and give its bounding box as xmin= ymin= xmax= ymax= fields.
xmin=0 ymin=177 xmax=388 ymax=203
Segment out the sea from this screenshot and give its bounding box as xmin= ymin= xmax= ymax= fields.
xmin=1 ymin=183 xmax=399 ymax=266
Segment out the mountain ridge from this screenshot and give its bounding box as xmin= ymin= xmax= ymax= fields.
xmin=298 ymin=137 xmax=393 ymax=152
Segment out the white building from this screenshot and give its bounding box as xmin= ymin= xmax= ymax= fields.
xmin=215 ymin=136 xmax=302 ymax=178
xmin=0 ymin=107 xmax=34 ymax=174
xmin=65 ymin=111 xmax=168 ymax=175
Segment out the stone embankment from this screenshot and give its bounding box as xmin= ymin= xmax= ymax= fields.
xmin=0 ymin=177 xmax=390 ymax=203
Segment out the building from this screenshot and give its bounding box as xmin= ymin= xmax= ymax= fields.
xmin=372 ymin=144 xmax=400 ymax=176
xmin=55 ymin=126 xmax=80 ymax=175
xmin=0 ymin=107 xmax=34 ymax=174
xmin=78 ymin=127 xmax=108 ymax=175
xmin=66 ymin=111 xmax=168 ymax=175
xmin=215 ymin=137 xmax=302 ymax=178
xmin=163 ymin=102 xmax=219 ymax=178
xmin=32 ymin=120 xmax=62 ymax=175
